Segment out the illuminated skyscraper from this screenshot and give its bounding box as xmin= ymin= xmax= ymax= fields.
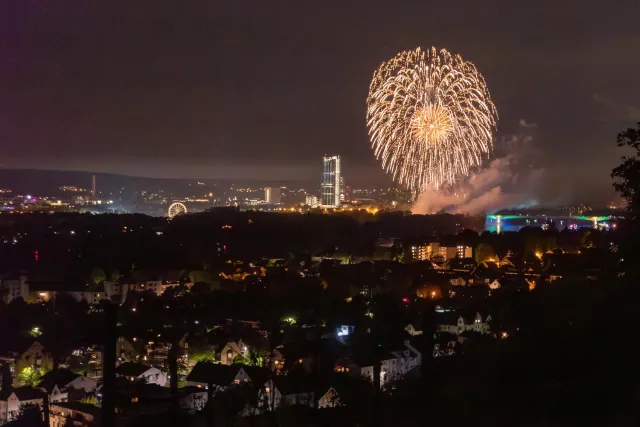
xmin=321 ymin=155 xmax=341 ymax=207
xmin=339 ymin=176 xmax=346 ymax=203
xmin=264 ymin=187 xmax=281 ymax=204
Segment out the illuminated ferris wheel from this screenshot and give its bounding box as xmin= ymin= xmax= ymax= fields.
xmin=168 ymin=202 xmax=187 ymax=218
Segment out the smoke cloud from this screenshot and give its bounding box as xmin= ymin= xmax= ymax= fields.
xmin=412 ymin=120 xmax=543 ymax=215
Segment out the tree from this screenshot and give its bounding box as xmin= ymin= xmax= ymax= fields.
xmin=90 ymin=268 xmax=106 ymax=285
xmin=109 ymin=270 xmax=122 ymax=281
xmin=80 ymin=395 xmax=98 ymax=405
xmin=612 ymin=122 xmax=640 ymax=216
xmin=17 ymin=367 xmax=41 ymax=387
xmin=232 ymin=354 xmax=246 ymax=364
xmin=246 ymin=348 xmax=269 ymax=367
xmin=188 ymin=342 xmax=215 ymax=363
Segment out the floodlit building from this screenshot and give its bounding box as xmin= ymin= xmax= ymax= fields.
xmin=321 ymin=155 xmax=341 ymax=208
xmin=438 ymin=245 xmax=472 ymax=260
xmin=305 ymin=195 xmax=320 ymax=208
xmin=410 ymin=243 xmax=440 ymax=261
xmin=264 ymin=187 xmax=282 ymax=204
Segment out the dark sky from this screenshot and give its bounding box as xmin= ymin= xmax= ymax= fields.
xmin=1 ymin=0 xmax=639 ymax=205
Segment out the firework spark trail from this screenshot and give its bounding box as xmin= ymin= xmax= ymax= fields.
xmin=366 ymin=47 xmax=498 ymax=193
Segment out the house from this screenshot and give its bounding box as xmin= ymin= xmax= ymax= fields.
xmin=178 ymin=386 xmax=209 ymax=411
xmin=270 ymin=346 xmax=285 ymax=372
xmin=83 ymin=283 xmax=108 ymax=305
xmin=437 ymin=312 xmax=491 ymax=336
xmin=38 ymin=368 xmax=97 ymax=401
xmin=42 ymin=384 xmax=68 ymax=404
xmin=270 ymin=339 xmax=349 ymax=375
xmin=439 ymin=245 xmax=472 ymax=261
xmin=491 ymin=277 xmax=531 ymax=291
xmin=268 ymin=376 xmax=345 ymax=409
xmin=256 ymin=377 xmax=281 ymax=411
xmin=432 ymin=339 xmax=457 ymax=358
xmin=105 ymin=270 xmax=192 ymax=300
xmin=143 ymin=341 xmax=172 ymax=366
xmin=379 ymin=341 xmax=421 ymax=386
xmin=0 ymin=387 xmax=44 ymax=423
xmin=68 ymin=345 xmax=104 ymax=378
xmin=317 ymin=387 xmax=343 ymax=408
xmin=349 ymin=340 xmax=422 ymax=387
xmin=27 ymin=280 xmax=86 ymax=304
xmin=114 ymin=362 xmax=167 ymax=387
xmin=220 ymin=340 xmax=248 ymax=365
xmin=270 ymin=376 xmax=313 ymax=408
xmin=0 ymin=273 xmax=29 ymax=304
xmin=185 ymin=362 xmax=250 ymax=390
xmin=0 ymin=341 xmax=54 ymax=384
xmin=49 ymin=401 xmax=100 ymax=427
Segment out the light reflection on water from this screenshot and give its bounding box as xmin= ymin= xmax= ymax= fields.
xmin=484 ymin=215 xmax=613 ymax=233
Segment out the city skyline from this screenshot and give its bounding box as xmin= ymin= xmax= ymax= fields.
xmin=1 ymin=1 xmax=639 ymax=207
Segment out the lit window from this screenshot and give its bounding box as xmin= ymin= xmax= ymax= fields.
xmin=131 ymin=397 xmax=138 ymax=403
xmin=298 ymin=359 xmax=303 ymax=364
xmin=234 ymin=379 xmax=240 ymax=384
xmin=265 ymin=387 xmax=270 ymax=393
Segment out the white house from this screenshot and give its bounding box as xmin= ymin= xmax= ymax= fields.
xmin=265 ymin=377 xmax=343 ymax=410
xmin=114 ymin=362 xmax=167 ymax=387
xmin=317 ymin=387 xmax=343 ymax=408
xmin=83 ymin=283 xmax=108 ymax=305
xmin=0 ymin=387 xmax=44 ymax=423
xmin=38 ymin=368 xmax=98 ymax=401
xmin=437 ymin=312 xmax=491 ymax=336
xmin=358 ymin=340 xmax=422 ymax=387
xmin=47 ymin=384 xmax=69 ymax=403
xmin=256 ymin=378 xmax=281 ymax=411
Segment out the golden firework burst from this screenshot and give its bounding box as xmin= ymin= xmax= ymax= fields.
xmin=410 ymin=104 xmax=453 ymax=146
xmin=366 ymin=47 xmax=498 ymax=192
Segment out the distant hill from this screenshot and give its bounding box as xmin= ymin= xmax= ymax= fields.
xmin=0 ymin=169 xmax=311 ymax=197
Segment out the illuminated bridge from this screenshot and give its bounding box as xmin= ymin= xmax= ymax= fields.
xmin=485 ymin=214 xmax=618 ymax=233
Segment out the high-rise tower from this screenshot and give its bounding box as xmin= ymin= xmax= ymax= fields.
xmin=321 ymin=155 xmax=341 ymax=207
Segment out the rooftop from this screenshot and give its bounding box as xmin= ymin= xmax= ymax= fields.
xmin=186 ymin=362 xmax=246 ymax=386
xmin=115 ymin=362 xmax=153 ymax=378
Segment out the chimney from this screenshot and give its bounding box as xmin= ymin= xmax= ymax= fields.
xmin=91 ymin=175 xmax=96 ymax=200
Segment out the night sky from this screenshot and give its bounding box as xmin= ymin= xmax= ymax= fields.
xmin=1 ymin=1 xmax=639 ymax=205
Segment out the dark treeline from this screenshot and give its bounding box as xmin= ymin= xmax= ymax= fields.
xmin=0 ymin=210 xmax=483 ymax=279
